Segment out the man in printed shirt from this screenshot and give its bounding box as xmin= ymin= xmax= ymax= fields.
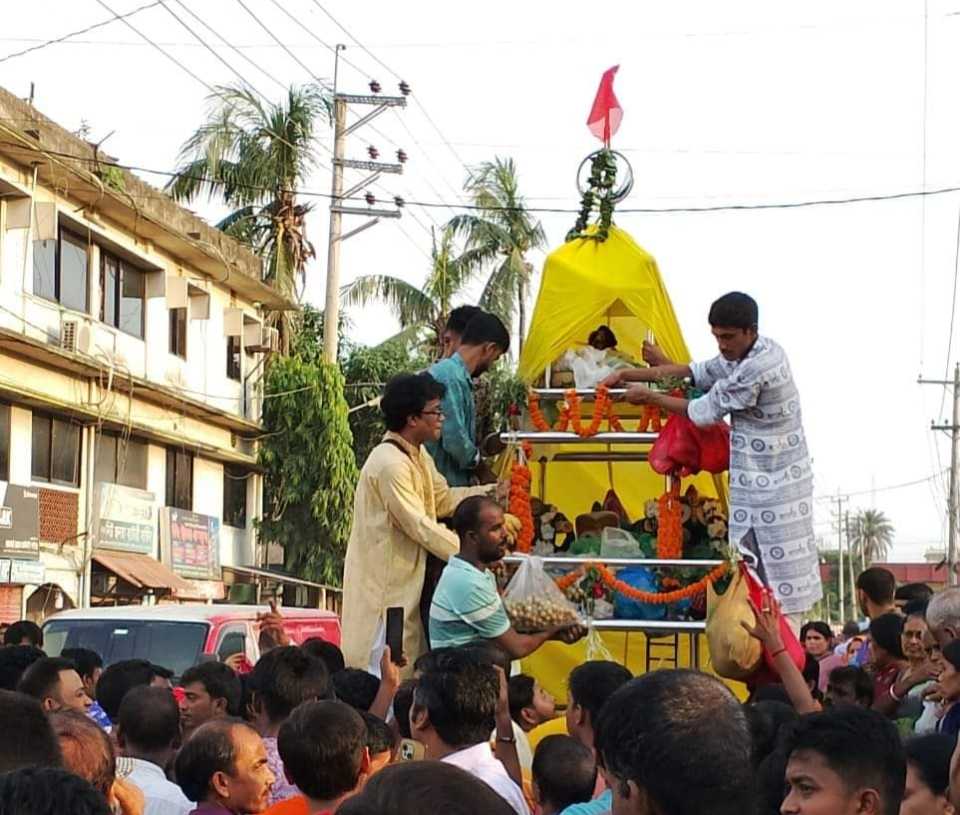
xmin=604 ymin=292 xmax=821 ymax=615
xmin=427 ymin=312 xmax=511 ymax=487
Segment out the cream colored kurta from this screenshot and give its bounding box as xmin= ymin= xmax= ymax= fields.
xmin=341 ymin=432 xmax=489 ymax=675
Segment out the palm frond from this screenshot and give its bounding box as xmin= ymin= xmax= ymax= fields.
xmin=342 ymin=274 xmax=436 ymax=327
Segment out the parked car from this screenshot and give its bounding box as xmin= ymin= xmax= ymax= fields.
xmin=42 ymin=604 xmax=341 ymax=680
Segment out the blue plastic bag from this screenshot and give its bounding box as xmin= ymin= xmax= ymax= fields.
xmin=612 ymin=567 xmax=667 ymax=621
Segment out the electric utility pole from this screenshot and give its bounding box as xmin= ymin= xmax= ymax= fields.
xmin=322 ymin=45 xmax=409 ymax=364
xmin=919 ymin=364 xmax=960 ymax=586
xmin=834 ymin=493 xmax=848 ymax=622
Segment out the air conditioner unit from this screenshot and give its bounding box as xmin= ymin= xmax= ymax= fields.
xmin=243 ymin=321 xmax=264 ymax=352
xmin=60 ymin=317 xmax=90 ymax=355
xmin=264 ymin=326 xmax=280 ymax=353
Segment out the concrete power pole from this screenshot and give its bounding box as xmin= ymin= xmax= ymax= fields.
xmin=322 ymin=45 xmax=408 ymax=364
xmin=845 ymin=510 xmax=856 ymax=616
xmin=835 ymin=493 xmax=848 ymax=623
xmin=920 ymin=364 xmax=960 ymax=586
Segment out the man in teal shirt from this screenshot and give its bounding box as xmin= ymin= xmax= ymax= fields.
xmin=427 ymin=312 xmax=510 ymax=486
xmin=429 ymin=496 xmax=584 ymax=657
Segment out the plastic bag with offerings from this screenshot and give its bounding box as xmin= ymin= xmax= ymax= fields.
xmin=503 ymin=556 xmax=580 ymax=633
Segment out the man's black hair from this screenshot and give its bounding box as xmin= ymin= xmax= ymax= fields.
xmin=3 ymin=620 xmax=42 ymax=648
xmin=904 ymin=733 xmax=954 ymax=798
xmin=801 ymin=654 xmax=821 ymax=695
xmin=780 ymin=705 xmax=906 ymax=815
xmin=827 ymin=666 xmax=874 ymax=706
xmin=568 ymin=661 xmax=632 ymax=724
xmin=302 ymin=638 xmax=346 ymax=675
xmin=0 ymin=767 xmax=110 ymax=815
xmin=278 ymin=701 xmax=367 ymax=802
xmin=445 ymin=305 xmax=483 ymax=335
xmin=903 ymin=599 xmax=929 ymax=618
xmin=413 ymin=649 xmax=498 ymax=748
xmin=174 ymin=719 xmax=249 ymax=804
xmin=896 ymin=582 xmax=934 ymax=605
xmin=333 ymin=668 xmax=381 ymax=712
xmin=181 ymin=662 xmax=242 ymax=716
xmin=338 ymin=761 xmax=517 ymax=815
xmin=595 ymin=670 xmax=752 ymax=815
xmin=508 ymin=674 xmax=535 ymax=725
xmin=588 ymin=325 xmax=618 ymax=348
xmin=17 ymin=657 xmax=77 ymax=703
xmin=532 ymin=735 xmax=596 ymax=812
xmin=0 ymin=690 xmax=62 ymax=773
xmin=841 ymin=620 xmax=861 ymax=639
xmin=707 ymin=292 xmax=758 ymax=330
xmin=460 ymin=312 xmax=510 ymax=352
xmin=453 ymin=641 xmax=511 ymax=677
xmin=744 ymin=701 xmax=797 ymax=769
xmin=60 ymin=649 xmax=103 ymax=682
xmin=96 ymin=659 xmax=158 ymax=722
xmin=392 ymin=679 xmax=416 ymax=740
xmin=0 ymin=645 xmax=45 ymax=691
xmin=870 ymin=612 xmax=905 ymax=659
xmin=248 ymin=646 xmax=333 ymax=725
xmin=856 ymin=567 xmax=896 ymax=606
xmin=381 ymin=373 xmax=446 ymax=433
xmin=117 ymin=686 xmax=181 ymax=752
xmin=941 ymin=639 xmax=960 ymax=672
xmin=361 ymin=711 xmax=397 ymax=756
xmin=452 ymin=495 xmax=500 ymax=539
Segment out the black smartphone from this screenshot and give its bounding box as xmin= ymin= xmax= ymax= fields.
xmin=385 ymin=606 xmax=404 ymax=664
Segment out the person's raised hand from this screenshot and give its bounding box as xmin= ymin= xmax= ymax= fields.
xmin=740 ymin=591 xmax=785 ymax=652
xmin=223 ymin=652 xmax=246 ymax=672
xmin=493 ymin=665 xmax=510 ymax=721
xmin=600 ymin=371 xmax=623 ymax=389
xmin=624 ymin=384 xmax=655 ymax=406
xmin=642 ymin=340 xmax=670 ymax=368
xmin=380 ymin=646 xmax=404 ymax=690
xmin=495 ymin=479 xmax=511 ymax=502
xmin=257 ymin=599 xmax=290 ymax=647
xmin=111 ymin=777 xmax=145 ymax=815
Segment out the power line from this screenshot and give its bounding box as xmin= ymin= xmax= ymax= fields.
xmin=171 ymin=0 xmax=288 ymax=93
xmin=158 ymin=0 xmax=268 ymax=100
xmin=10 ymin=137 xmax=960 ymax=215
xmin=233 ymin=0 xmax=326 ymax=88
xmin=92 ymin=0 xmax=215 ymax=93
xmin=0 ymin=0 xmax=164 ymax=65
xmin=816 ymin=469 xmax=949 ymax=501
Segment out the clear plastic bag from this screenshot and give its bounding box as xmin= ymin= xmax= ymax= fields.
xmin=503 ymin=556 xmax=580 ymax=633
xmin=584 ymin=621 xmax=615 ymax=662
xmin=600 ymin=527 xmax=641 ymax=558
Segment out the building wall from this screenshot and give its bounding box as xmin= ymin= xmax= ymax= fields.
xmin=0 ymin=158 xmax=269 ymax=617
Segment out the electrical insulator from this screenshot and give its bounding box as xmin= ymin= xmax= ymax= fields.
xmin=365 ymin=192 xmax=376 ymax=206
xmin=399 ymin=80 xmax=411 ymax=96
xmin=396 ymin=149 xmax=408 ymax=164
xmin=394 ymin=196 xmax=405 ymax=208
xmin=367 ymin=145 xmax=379 ymax=160
xmin=369 ymin=79 xmax=381 ymax=94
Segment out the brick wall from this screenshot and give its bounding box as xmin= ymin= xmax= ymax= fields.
xmin=38 ymin=488 xmax=78 ymax=544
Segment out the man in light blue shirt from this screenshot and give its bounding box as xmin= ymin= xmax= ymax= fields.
xmin=427 ymin=312 xmax=510 ymax=487
xmin=429 ymin=496 xmax=584 ymax=657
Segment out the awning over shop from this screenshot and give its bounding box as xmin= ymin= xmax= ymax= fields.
xmin=92 ymin=551 xmax=194 ymax=594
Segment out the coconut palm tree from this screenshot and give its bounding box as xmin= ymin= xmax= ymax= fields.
xmin=341 ymin=224 xmax=481 ymax=357
xmin=166 ymin=83 xmax=330 ymax=348
xmin=447 ymin=157 xmax=546 ymax=353
xmin=850 ymin=509 xmax=895 ymax=565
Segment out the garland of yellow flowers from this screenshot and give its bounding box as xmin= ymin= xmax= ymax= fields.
xmin=556 ymin=561 xmax=729 ymax=604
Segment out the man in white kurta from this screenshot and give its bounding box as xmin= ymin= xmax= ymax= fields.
xmin=341 ymin=372 xmax=493 ymax=676
xmin=607 ymin=292 xmax=822 ymax=614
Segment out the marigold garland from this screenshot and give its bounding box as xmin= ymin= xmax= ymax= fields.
xmin=508 ymin=443 xmax=536 ymax=553
xmin=657 ymin=482 xmax=683 ymax=559
xmin=527 ymin=387 xmax=611 ymax=437
xmin=556 ymin=562 xmax=729 ymax=604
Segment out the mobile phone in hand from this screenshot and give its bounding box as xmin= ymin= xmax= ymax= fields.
xmin=386 ymin=606 xmax=404 ymax=664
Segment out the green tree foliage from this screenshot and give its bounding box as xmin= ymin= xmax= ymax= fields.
xmin=259 ymin=356 xmax=357 ymax=584
xmin=850 ymin=508 xmax=895 ymax=565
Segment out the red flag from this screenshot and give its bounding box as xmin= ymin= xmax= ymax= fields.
xmin=587 ymin=66 xmax=623 ymax=144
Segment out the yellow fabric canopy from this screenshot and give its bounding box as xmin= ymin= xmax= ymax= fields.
xmin=519 ymin=226 xmax=691 ymax=383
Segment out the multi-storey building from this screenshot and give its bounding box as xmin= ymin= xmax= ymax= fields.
xmin=0 ymin=85 xmax=319 ymax=621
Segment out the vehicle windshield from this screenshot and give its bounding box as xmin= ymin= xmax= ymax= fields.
xmin=43 ymin=619 xmax=208 ymax=681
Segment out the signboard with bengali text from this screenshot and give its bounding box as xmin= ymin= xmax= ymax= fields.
xmin=92 ymin=483 xmax=157 ymax=556
xmin=160 ymin=508 xmax=220 ymax=580
xmin=0 ymin=484 xmax=39 ymax=560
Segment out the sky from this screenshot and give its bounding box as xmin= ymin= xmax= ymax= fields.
xmin=2 ymin=0 xmax=959 ymax=562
